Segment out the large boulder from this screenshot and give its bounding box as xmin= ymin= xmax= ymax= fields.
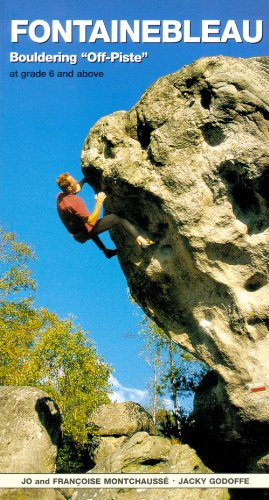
xmin=0 ymin=386 xmax=63 ymax=500
xmin=90 ymin=401 xmax=156 ymax=436
xmin=89 ymin=402 xmax=156 ymax=464
xmin=91 ymin=436 xmax=128 ymax=464
xmin=0 ymin=490 xmax=65 ymax=500
xmin=81 ymin=56 xmax=269 ymax=469
xmin=190 ymin=371 xmax=269 ymax=474
xmin=0 ymin=386 xmax=61 ymax=473
xmin=72 ymin=432 xmax=229 ymax=500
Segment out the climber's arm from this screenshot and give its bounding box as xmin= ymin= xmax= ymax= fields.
xmin=83 ymin=192 xmax=106 ymax=226
xmin=75 ymin=178 xmax=87 ymax=193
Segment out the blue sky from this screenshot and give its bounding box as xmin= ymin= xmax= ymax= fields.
xmin=1 ymin=0 xmax=268 ymax=407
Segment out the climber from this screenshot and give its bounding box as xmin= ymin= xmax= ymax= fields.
xmin=56 ymin=173 xmax=156 ymax=259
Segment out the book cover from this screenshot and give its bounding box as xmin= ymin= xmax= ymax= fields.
xmin=1 ymin=0 xmax=268 ymax=497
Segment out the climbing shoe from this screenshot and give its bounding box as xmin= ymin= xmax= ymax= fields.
xmin=104 ymin=249 xmax=118 ymax=259
xmin=140 ymin=240 xmax=157 ymax=250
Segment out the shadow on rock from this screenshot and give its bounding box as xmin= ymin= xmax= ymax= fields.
xmin=35 ymin=397 xmax=62 ymax=446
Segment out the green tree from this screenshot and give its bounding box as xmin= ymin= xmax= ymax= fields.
xmin=131 ymin=311 xmax=207 ymax=428
xmin=135 ymin=315 xmax=173 ymax=423
xmin=0 ymin=226 xmax=36 ymax=298
xmin=0 ymin=227 xmax=112 ymax=446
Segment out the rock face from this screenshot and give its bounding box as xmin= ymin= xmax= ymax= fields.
xmin=0 ymin=386 xmax=63 ymax=499
xmin=74 ymin=434 xmax=229 ymax=499
xmin=0 ymin=489 xmax=65 ymax=500
xmin=190 ymin=371 xmax=269 ymax=473
xmin=0 ymin=491 xmax=65 ymax=500
xmin=90 ymin=401 xmax=156 ymax=436
xmin=73 ymin=403 xmax=229 ymax=500
xmin=0 ymin=386 xmax=61 ymax=473
xmin=89 ymin=402 xmax=156 ymax=464
xmin=82 ymin=56 xmax=269 ymax=469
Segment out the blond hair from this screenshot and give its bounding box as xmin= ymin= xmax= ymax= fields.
xmin=56 ymin=173 xmax=72 ymax=193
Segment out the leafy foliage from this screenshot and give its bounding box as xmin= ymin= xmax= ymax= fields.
xmin=56 ymin=436 xmax=93 ymax=473
xmin=156 ymin=408 xmax=187 ymax=439
xmin=0 ymin=227 xmax=36 ymax=298
xmin=130 ymin=308 xmax=208 ymax=429
xmin=0 ymin=227 xmax=112 ymax=448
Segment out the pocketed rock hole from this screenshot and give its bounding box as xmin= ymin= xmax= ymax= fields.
xmin=200 ymin=88 xmax=213 ymax=110
xmin=254 ymin=168 xmax=269 ymax=205
xmin=102 ymin=137 xmax=115 ymax=159
xmin=137 ymin=121 xmax=153 ymax=149
xmin=244 ymin=272 xmax=267 ymax=292
xmin=201 ymin=123 xmax=225 ymax=146
xmin=141 ymin=459 xmax=165 ymax=466
xmin=219 ymin=160 xmax=268 ymax=234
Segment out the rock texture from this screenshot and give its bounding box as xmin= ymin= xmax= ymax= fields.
xmin=0 ymin=386 xmax=63 ymax=500
xmin=0 ymin=490 xmax=65 ymax=500
xmin=81 ymin=56 xmax=269 ymax=470
xmin=73 ymin=432 xmax=229 ymax=500
xmin=190 ymin=371 xmax=269 ymax=473
xmin=90 ymin=401 xmax=156 ymax=436
xmin=72 ymin=402 xmax=228 ymax=499
xmin=0 ymin=386 xmax=61 ymax=473
xmin=89 ymin=402 xmax=156 ymax=464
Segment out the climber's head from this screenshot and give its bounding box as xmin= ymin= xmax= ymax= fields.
xmin=56 ymin=173 xmax=80 ymax=194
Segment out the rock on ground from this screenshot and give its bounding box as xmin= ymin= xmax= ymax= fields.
xmin=81 ymin=56 xmax=269 ymax=470
xmin=0 ymin=386 xmax=61 ymax=473
xmin=72 ymin=432 xmax=229 ymax=500
xmin=91 ymin=436 xmax=128 ymax=464
xmin=0 ymin=386 xmax=63 ymax=500
xmin=90 ymin=402 xmax=156 ymax=436
xmin=89 ymin=402 xmax=156 ymax=464
xmin=0 ymin=490 xmax=65 ymax=500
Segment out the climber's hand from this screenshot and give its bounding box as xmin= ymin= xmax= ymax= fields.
xmin=95 ymin=192 xmax=106 ymax=205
